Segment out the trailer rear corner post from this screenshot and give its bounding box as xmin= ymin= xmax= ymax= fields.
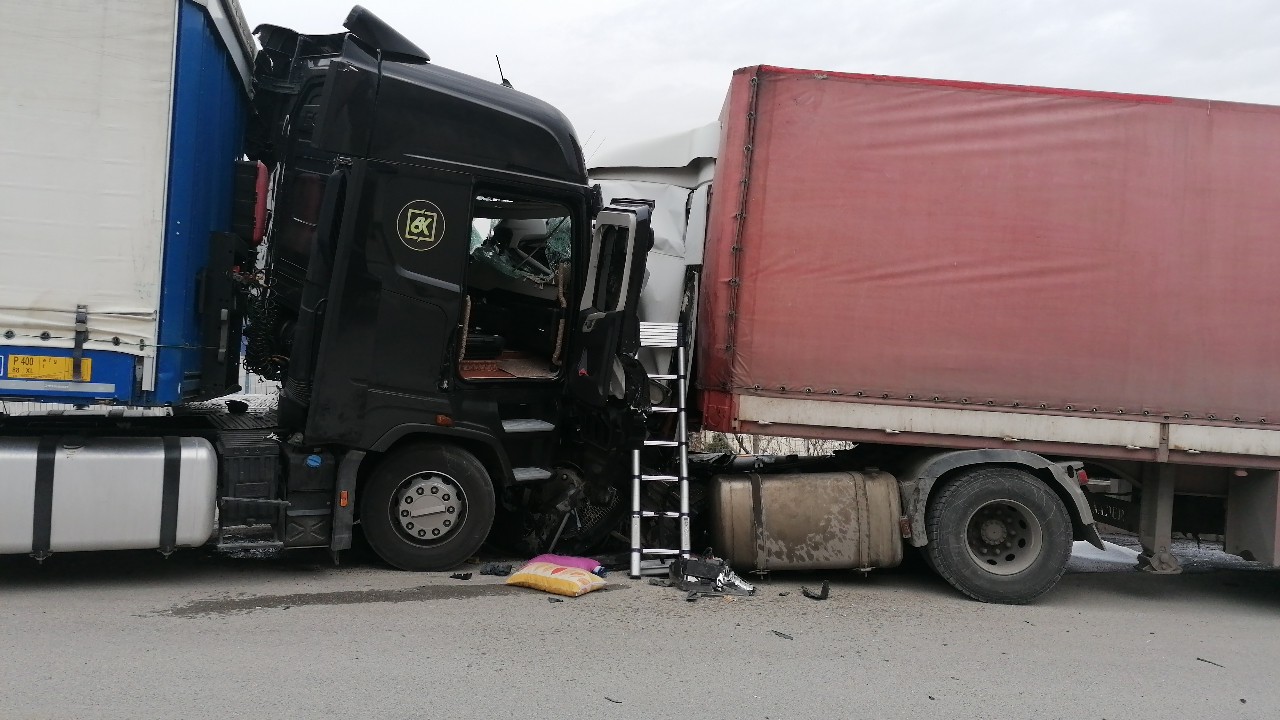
xmin=1136 ymin=463 xmax=1182 ymax=574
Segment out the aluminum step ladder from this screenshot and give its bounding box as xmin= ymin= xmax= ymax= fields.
xmin=630 ymin=321 xmax=691 ymax=578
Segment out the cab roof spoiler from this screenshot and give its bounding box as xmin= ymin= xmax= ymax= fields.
xmin=344 ymin=5 xmax=429 ymax=62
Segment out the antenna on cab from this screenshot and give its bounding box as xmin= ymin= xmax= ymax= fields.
xmin=495 ymin=55 xmax=513 ymax=88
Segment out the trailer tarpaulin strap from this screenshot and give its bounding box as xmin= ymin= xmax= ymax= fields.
xmin=31 ymin=436 xmax=58 ymax=559
xmin=159 ymin=437 xmax=182 ymax=555
xmin=72 ymin=305 xmax=88 ymax=381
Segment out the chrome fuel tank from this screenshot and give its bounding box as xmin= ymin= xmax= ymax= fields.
xmin=710 ymin=471 xmax=903 ymax=571
xmin=0 ymin=436 xmax=216 ymax=554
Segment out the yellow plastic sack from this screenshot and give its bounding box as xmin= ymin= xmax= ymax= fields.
xmin=505 ymin=561 xmax=606 ymax=597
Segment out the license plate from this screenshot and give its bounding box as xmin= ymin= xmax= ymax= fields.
xmin=5 ymin=355 xmax=92 ymax=381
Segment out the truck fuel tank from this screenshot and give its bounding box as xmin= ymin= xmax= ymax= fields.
xmin=710 ymin=470 xmax=903 ymax=572
xmin=0 ymin=436 xmax=216 ymax=555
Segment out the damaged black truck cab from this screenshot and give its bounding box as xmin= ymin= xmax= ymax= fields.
xmin=244 ymin=9 xmax=653 ymax=569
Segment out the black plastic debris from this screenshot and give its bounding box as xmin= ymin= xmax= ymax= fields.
xmin=801 ymin=580 xmax=830 ymax=600
xmin=479 ymin=563 xmax=513 ymax=576
xmin=548 ymin=597 xmax=564 ymax=603
xmin=449 ymin=572 xmax=473 ymax=581
xmin=665 ymin=551 xmax=755 ymax=598
xmin=778 ymin=591 xmax=790 ymax=597
xmin=772 ymin=630 xmax=793 ymax=640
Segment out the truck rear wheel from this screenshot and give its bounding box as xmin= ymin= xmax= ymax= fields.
xmin=360 ymin=443 xmax=496 ymax=571
xmin=925 ymin=467 xmax=1072 ymax=604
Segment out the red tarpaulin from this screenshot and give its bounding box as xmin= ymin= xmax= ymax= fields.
xmin=699 ymin=66 xmax=1280 ymax=430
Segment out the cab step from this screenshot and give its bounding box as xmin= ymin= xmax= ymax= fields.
xmin=220 ymin=497 xmax=289 ymax=512
xmin=216 ymin=540 xmax=285 ymax=551
xmin=502 ymin=419 xmax=556 ymax=434
xmin=219 ymin=497 xmax=288 ymax=526
xmin=512 ymin=467 xmax=553 ymax=483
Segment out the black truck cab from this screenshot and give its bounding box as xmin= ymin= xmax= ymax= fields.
xmin=245 ymin=8 xmax=653 ymax=568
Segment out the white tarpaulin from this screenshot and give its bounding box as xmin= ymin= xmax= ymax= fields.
xmin=0 ymin=1 xmax=182 ymax=358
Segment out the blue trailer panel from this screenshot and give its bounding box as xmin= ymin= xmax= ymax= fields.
xmin=153 ymin=0 xmax=253 ymax=405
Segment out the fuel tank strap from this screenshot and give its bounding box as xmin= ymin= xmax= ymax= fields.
xmin=32 ymin=436 xmax=58 ymax=557
xmin=750 ymin=472 xmax=767 ymax=572
xmin=159 ymin=437 xmax=182 ymax=555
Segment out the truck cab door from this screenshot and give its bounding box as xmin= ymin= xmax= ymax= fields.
xmin=568 ymin=199 xmax=655 ymax=407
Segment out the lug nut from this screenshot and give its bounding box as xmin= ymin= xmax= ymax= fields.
xmin=418 ymin=530 xmax=426 ymax=537
xmin=401 ymin=510 xmax=409 ymax=518
xmin=406 ymin=522 xmax=414 ymax=530
xmin=443 ymin=520 xmax=451 ymax=527
xmin=432 ymin=529 xmax=440 ymax=537
xmin=442 ymin=494 xmax=450 ymax=501
xmin=431 ymin=486 xmax=439 ymax=495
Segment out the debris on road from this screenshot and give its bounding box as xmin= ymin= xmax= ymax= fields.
xmin=683 ymin=589 xmax=740 ymax=602
xmin=547 ymin=597 xmax=564 ymax=603
xmin=772 ymin=630 xmax=793 ymax=640
xmin=479 ymin=563 xmax=513 ymax=576
xmin=449 ymin=572 xmax=472 ymax=581
xmin=656 ymin=552 xmax=755 ymax=599
xmin=801 ymin=581 xmax=830 ymax=600
xmin=605 ymin=697 xmax=622 ymax=704
xmin=1197 ymin=657 xmax=1225 ymax=668
xmin=778 ymin=591 xmax=790 ymax=597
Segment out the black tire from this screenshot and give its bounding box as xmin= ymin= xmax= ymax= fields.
xmin=360 ymin=443 xmax=496 ymax=571
xmin=925 ymin=467 xmax=1072 ymax=604
xmin=916 ymin=544 xmax=938 ymax=574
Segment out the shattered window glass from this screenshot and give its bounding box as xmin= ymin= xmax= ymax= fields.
xmin=469 ymin=197 xmax=572 ymax=288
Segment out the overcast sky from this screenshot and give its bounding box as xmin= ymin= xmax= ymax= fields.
xmin=246 ymin=1 xmax=1280 ymax=160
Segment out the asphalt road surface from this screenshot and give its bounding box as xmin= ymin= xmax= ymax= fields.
xmin=1 ymin=538 xmax=1277 ymax=720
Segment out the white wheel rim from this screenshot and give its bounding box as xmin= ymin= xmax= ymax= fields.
xmin=393 ymin=472 xmax=467 ymax=544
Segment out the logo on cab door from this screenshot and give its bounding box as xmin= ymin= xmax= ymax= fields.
xmin=396 ymin=200 xmax=447 ymax=251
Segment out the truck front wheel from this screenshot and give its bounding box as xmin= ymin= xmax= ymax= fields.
xmin=925 ymin=467 xmax=1072 ymax=604
xmin=360 ymin=443 xmax=496 ymax=571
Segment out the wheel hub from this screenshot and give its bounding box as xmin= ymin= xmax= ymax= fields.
xmin=979 ymin=519 xmax=1008 ymax=544
xmin=396 ymin=474 xmax=463 ymax=541
xmin=965 ymin=500 xmax=1043 ymax=576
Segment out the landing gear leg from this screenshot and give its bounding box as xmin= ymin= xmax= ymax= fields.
xmin=1136 ymin=464 xmax=1181 ymax=574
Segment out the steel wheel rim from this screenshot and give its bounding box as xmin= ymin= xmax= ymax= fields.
xmin=391 ymin=471 xmax=468 ymax=545
xmin=964 ymin=499 xmax=1043 ymax=576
